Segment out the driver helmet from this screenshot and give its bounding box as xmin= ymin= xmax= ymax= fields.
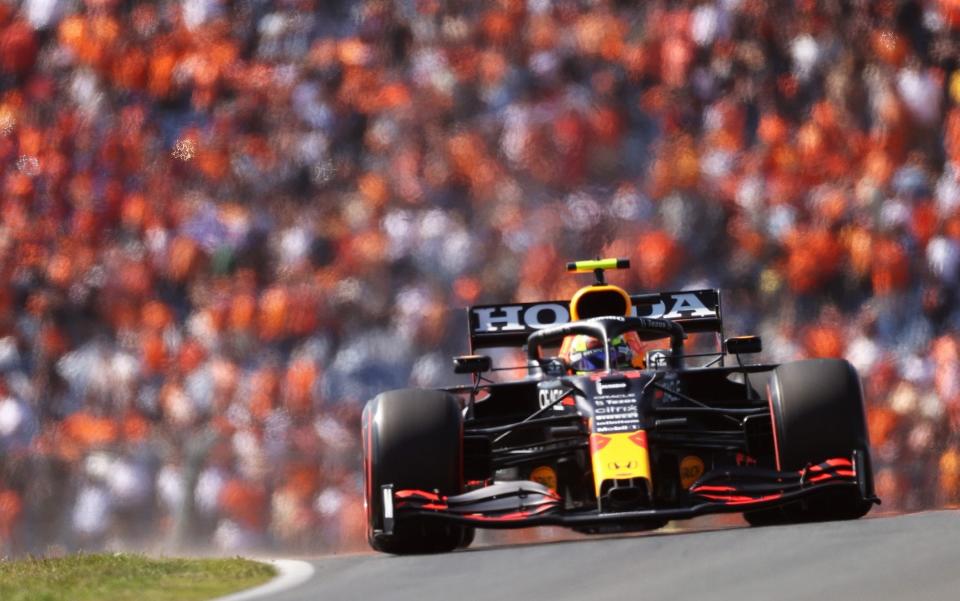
xmin=561 ymin=334 xmax=635 ymax=373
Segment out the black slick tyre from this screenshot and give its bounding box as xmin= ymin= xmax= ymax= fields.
xmin=362 ymin=388 xmax=471 ymax=554
xmin=745 ymin=359 xmax=874 ymax=526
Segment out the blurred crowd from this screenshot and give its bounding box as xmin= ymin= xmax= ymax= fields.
xmin=1 ymin=0 xmax=960 ymax=555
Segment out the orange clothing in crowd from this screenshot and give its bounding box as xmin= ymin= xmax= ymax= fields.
xmin=0 ymin=490 xmax=22 ymax=541
xmin=0 ymin=0 xmax=958 ymax=555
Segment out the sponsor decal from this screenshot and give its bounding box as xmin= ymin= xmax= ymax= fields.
xmin=530 ymin=465 xmax=558 ymax=491
xmin=469 ymin=290 xmax=720 ymax=338
xmin=538 ymin=387 xmax=566 ymax=411
xmin=592 ymin=388 xmax=641 ymax=434
xmin=473 ymin=303 xmax=569 ymax=333
xmin=634 ymin=292 xmax=715 ymax=320
xmin=589 ymin=430 xmax=653 ymax=496
xmin=646 ymin=349 xmax=670 ymax=369
xmin=595 ymin=379 xmax=628 ymax=395
xmin=679 ymin=455 xmax=706 ymax=489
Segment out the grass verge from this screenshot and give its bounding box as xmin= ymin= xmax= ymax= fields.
xmin=0 ymin=553 xmax=275 ymax=601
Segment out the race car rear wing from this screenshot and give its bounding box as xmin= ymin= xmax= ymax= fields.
xmin=467 ymin=289 xmax=722 ymax=350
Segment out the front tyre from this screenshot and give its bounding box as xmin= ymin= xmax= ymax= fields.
xmin=362 ymin=389 xmax=471 ymax=554
xmin=745 ymin=359 xmax=874 ymax=526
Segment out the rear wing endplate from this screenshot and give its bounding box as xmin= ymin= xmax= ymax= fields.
xmin=467 ymin=289 xmax=722 ymax=350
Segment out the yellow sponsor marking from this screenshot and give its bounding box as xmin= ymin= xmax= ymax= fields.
xmin=568 ymin=258 xmax=623 ymax=272
xmin=590 ymin=431 xmax=651 ymax=496
xmin=530 ymin=465 xmax=558 ymax=491
xmin=679 ymin=455 xmax=705 ymax=489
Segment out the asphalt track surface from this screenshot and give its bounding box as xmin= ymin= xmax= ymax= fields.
xmin=273 ymin=510 xmax=959 ymax=601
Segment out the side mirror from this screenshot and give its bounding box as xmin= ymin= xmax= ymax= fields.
xmin=539 ymin=357 xmax=568 ymax=378
xmin=453 ymin=354 xmax=492 ymax=374
xmin=726 ymin=335 xmax=762 ymax=355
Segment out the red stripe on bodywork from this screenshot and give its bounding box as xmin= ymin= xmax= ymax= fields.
xmin=395 ymin=489 xmax=443 ymax=501
xmin=808 ymin=470 xmax=855 ymax=483
xmin=724 ymin=493 xmax=785 ymax=505
xmin=590 ymin=434 xmax=611 ymax=452
xmin=766 ymin=383 xmax=781 ymax=471
xmin=697 ymin=492 xmax=785 ymax=505
xmin=465 ymin=506 xmax=557 ymax=521
xmin=690 ymin=485 xmax=737 ymax=492
xmin=806 ymin=458 xmax=854 ymax=473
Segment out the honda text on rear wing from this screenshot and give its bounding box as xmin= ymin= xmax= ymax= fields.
xmin=467 ymin=288 xmax=722 ymax=351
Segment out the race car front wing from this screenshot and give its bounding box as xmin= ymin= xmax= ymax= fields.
xmin=376 ymin=452 xmax=879 ymax=535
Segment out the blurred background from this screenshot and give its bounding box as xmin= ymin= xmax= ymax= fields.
xmin=1 ymin=0 xmax=959 ymax=555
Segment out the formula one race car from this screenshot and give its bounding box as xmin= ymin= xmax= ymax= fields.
xmin=362 ymin=259 xmax=879 ymax=554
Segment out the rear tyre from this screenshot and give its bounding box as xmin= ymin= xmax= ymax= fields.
xmin=744 ymin=359 xmax=874 ymax=526
xmin=362 ymin=389 xmax=470 ymax=554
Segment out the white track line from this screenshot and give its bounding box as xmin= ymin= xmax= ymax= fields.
xmin=210 ymin=559 xmax=315 ymax=601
